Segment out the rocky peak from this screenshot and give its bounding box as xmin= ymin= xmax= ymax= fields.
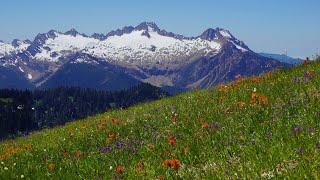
xmin=91 ymin=33 xmax=107 ymax=40
xmin=199 ymin=28 xmax=218 ymax=41
xmin=65 ymin=28 xmax=80 ymax=37
xmin=11 ymin=39 xmax=22 ymax=47
xmin=106 ymin=26 xmax=134 ymax=38
xmin=135 ymin=22 xmax=160 ymax=32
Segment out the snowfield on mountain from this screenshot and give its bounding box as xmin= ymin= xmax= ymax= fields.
xmin=0 ymin=22 xmax=286 ymax=91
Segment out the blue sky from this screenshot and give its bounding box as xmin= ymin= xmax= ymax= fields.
xmin=0 ymin=0 xmax=319 ymax=58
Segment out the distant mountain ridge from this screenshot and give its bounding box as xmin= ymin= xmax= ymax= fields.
xmin=259 ymin=52 xmax=302 ymax=64
xmin=0 ymin=22 xmax=287 ymax=91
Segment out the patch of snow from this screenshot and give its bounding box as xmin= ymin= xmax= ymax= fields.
xmin=19 ymin=66 xmax=24 ymax=72
xmin=27 ymin=74 xmax=32 ymax=79
xmin=85 ymin=30 xmax=222 ymax=63
xmin=219 ymin=30 xmax=232 ymax=38
xmin=16 ymin=42 xmax=30 ymax=52
xmin=70 ymin=58 xmax=99 ymax=65
xmin=231 ymin=42 xmax=248 ymax=52
xmin=34 ymin=47 xmax=56 ymax=61
xmin=0 ymin=41 xmax=31 ymax=57
xmin=0 ymin=42 xmax=15 ymax=56
xmin=33 ymin=32 xmax=99 ymax=61
xmin=46 ymin=32 xmax=99 ymax=52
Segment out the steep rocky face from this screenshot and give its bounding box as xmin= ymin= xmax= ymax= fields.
xmin=0 ymin=66 xmax=34 ymax=89
xmin=173 ymin=46 xmax=286 ymax=89
xmin=124 ymin=42 xmax=286 ymax=90
xmin=39 ymin=53 xmax=140 ymax=91
xmin=199 ymin=28 xmax=218 ymax=41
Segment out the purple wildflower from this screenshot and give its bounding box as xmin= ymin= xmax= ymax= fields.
xmin=291 ymin=76 xmax=302 ymax=84
xmin=292 ymin=126 xmax=303 ymax=136
xmin=307 ymin=127 xmax=314 ymax=135
xmin=289 ymin=98 xmax=298 ymax=106
xmin=266 ymin=131 xmax=273 ymax=139
xmin=115 ymin=140 xmax=125 ymax=150
xmin=316 ymin=143 xmax=320 ymax=152
xmin=209 ymin=122 xmax=219 ymax=130
xmin=99 ymin=145 xmax=112 ymax=153
xmin=296 ymin=147 xmax=305 ymax=156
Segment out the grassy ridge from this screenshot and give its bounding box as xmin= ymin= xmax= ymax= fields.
xmin=1 ymin=61 xmax=320 ymax=179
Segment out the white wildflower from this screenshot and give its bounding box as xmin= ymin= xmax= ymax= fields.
xmin=261 ymin=170 xmax=275 ymax=179
xmin=4 ymin=167 xmax=8 ymax=170
xmin=109 ymin=166 xmax=113 ymax=170
xmin=21 ymin=175 xmax=24 ymax=179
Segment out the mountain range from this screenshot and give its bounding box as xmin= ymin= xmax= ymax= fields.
xmin=259 ymin=52 xmax=302 ymax=64
xmin=0 ymin=22 xmax=288 ymax=92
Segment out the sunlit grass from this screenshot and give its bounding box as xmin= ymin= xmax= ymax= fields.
xmin=1 ymin=60 xmax=320 ymax=179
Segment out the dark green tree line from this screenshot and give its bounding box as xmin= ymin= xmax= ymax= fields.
xmin=0 ymin=83 xmax=168 ymax=140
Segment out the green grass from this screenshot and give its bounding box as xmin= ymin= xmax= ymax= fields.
xmin=1 ymin=61 xmax=320 ymax=179
xmin=0 ymin=98 xmax=13 ymax=104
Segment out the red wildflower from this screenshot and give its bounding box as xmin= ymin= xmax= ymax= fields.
xmin=236 ymin=101 xmax=246 ymax=109
xmin=218 ymin=85 xmax=228 ymax=93
xmin=98 ymin=121 xmax=106 ymax=130
xmin=169 ymin=135 xmax=175 ymax=145
xmin=163 ymin=159 xmax=181 ymax=170
xmin=107 ymin=133 xmax=116 ymax=142
xmin=225 ymin=107 xmax=232 ymax=114
xmin=66 ymin=128 xmax=73 ymax=136
xmin=201 ymin=122 xmax=209 ymax=129
xmin=135 ymin=160 xmax=143 ymax=172
xmin=251 ymin=92 xmax=258 ymax=106
xmin=62 ymin=151 xmax=70 ymax=158
xmin=111 ymin=118 xmax=120 ymax=125
xmin=116 ymin=165 xmax=125 ymax=174
xmin=48 ymin=162 xmax=56 ymax=170
xmin=259 ymin=95 xmax=269 ymax=105
xmin=251 ymin=92 xmax=269 ymax=106
xmin=75 ymin=150 xmax=81 ymax=158
xmin=171 ymin=114 xmax=177 ymax=123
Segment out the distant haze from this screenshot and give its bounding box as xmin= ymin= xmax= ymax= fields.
xmin=0 ymin=0 xmax=319 ymax=58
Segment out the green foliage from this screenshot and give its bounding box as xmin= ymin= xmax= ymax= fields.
xmin=1 ymin=61 xmax=320 ymax=179
xmin=0 ymin=98 xmax=13 ymax=103
xmin=0 ymin=83 xmax=167 ymax=139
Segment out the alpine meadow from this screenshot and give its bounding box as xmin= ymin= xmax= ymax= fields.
xmin=0 ymin=0 xmax=319 ymax=179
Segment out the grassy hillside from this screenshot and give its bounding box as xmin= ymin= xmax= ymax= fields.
xmin=1 ymin=60 xmax=320 ymax=179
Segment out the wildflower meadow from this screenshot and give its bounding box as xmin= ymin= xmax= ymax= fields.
xmin=1 ymin=60 xmax=320 ymax=179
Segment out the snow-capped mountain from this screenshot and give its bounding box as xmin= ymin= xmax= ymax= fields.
xmin=0 ymin=22 xmax=287 ymax=91
xmin=6 ymin=22 xmax=244 ymax=64
xmin=0 ymin=40 xmax=30 ymax=58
